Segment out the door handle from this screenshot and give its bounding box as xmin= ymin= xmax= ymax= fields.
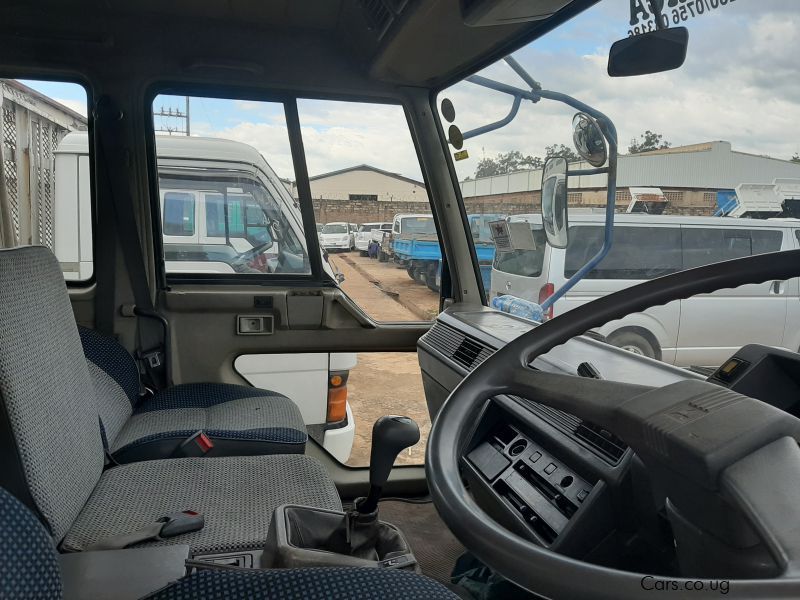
xmin=771 ymin=280 xmax=785 ymax=295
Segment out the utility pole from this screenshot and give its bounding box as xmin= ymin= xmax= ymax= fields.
xmin=153 ymin=97 xmax=190 ymax=135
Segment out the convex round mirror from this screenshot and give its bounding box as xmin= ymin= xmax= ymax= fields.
xmin=572 ymin=112 xmax=607 ymax=167
xmin=541 ymin=157 xmax=568 ymax=248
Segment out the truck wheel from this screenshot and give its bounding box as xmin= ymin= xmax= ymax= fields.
xmin=413 ymin=268 xmax=425 ymax=284
xmin=426 ymin=264 xmax=440 ymax=292
xmin=607 ymin=331 xmax=657 ymax=359
xmin=407 ymin=266 xmax=416 ymax=279
xmin=378 ymin=251 xmax=388 ymax=262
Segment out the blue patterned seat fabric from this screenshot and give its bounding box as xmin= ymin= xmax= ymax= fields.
xmin=0 ymin=485 xmax=459 ymax=600
xmin=78 ymin=326 xmax=308 ymax=463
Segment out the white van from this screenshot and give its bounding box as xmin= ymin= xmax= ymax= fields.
xmin=490 ymin=213 xmax=800 ymax=368
xmin=319 ymin=222 xmax=355 ymax=251
xmin=355 ymin=222 xmax=392 ymax=254
xmin=53 ymin=132 xmax=357 ymax=462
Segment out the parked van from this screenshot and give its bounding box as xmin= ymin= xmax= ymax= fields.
xmin=355 ymin=222 xmax=392 ymax=255
xmin=490 ymin=213 xmax=800 ymax=368
xmin=319 ymin=222 xmax=355 ymax=251
xmin=53 ymin=132 xmax=357 ymax=462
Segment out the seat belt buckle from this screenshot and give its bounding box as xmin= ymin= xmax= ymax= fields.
xmin=157 ymin=510 xmax=205 ymax=539
xmin=173 ymin=430 xmax=214 ymax=457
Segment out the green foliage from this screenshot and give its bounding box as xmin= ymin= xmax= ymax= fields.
xmin=628 ymin=130 xmax=671 ymax=154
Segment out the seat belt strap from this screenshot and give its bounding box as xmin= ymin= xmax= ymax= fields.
xmin=85 ymin=510 xmax=205 ymax=551
xmin=94 ymin=96 xmax=169 ymax=390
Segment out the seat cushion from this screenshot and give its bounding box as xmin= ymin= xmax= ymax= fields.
xmin=147 ymin=568 xmax=460 ymax=600
xmin=111 ymin=384 xmax=308 ymax=463
xmin=61 ymin=454 xmax=341 ymax=555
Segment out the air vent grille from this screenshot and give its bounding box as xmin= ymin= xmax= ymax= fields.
xmin=425 ymin=321 xmax=627 ymax=465
xmin=424 ymin=322 xmax=493 ymax=371
xmin=359 ymin=0 xmax=408 ymax=40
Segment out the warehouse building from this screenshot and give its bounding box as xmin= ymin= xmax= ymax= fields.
xmin=300 ymin=164 xmax=427 ymax=203
xmin=460 ymin=141 xmax=800 ymax=216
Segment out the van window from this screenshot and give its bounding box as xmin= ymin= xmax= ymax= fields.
xmin=163 ymin=192 xmax=195 ymax=236
xmin=682 ymin=228 xmax=782 ymax=269
xmin=565 ymin=226 xmax=682 ymax=279
xmin=1 ymin=79 xmax=91 ymax=281
xmin=322 ymin=223 xmax=347 ymax=234
xmin=493 ymin=226 xmax=548 ymax=277
xmin=152 ymin=94 xmax=310 ymax=277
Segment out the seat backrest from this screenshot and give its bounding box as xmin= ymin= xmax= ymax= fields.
xmin=0 ymin=485 xmax=63 ymax=599
xmin=78 ymin=326 xmax=139 ymax=446
xmin=0 ymin=246 xmax=105 ymax=542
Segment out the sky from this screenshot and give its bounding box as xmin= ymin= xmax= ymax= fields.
xmin=20 ymin=0 xmax=800 ymax=182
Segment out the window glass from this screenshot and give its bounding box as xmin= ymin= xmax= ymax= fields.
xmin=565 ymin=226 xmax=683 ymax=279
xmin=0 ymin=79 xmax=91 ymax=280
xmin=163 ymin=192 xmax=195 ymax=236
xmin=438 ymin=2 xmax=800 ymax=370
xmin=152 ymin=94 xmax=310 ymax=276
xmin=322 ymin=223 xmax=347 ymax=234
xmin=494 ymin=225 xmax=548 ymax=277
xmin=682 ymin=228 xmax=782 ymax=269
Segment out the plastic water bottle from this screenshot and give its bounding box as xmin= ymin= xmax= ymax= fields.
xmin=491 ymin=295 xmax=544 ymax=322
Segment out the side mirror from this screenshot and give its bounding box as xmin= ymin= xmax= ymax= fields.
xmin=608 ymin=27 xmax=688 ymax=77
xmin=541 ymin=157 xmax=568 ymax=249
xmin=572 ymin=112 xmax=607 ymax=167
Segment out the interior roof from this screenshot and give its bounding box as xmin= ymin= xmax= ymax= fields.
xmin=0 ymin=0 xmax=599 ymax=96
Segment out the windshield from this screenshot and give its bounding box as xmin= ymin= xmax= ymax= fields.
xmin=401 ymin=217 xmax=436 ymax=235
xmin=440 ymin=1 xmax=800 ymax=371
xmin=322 ymin=223 xmax=348 ymax=234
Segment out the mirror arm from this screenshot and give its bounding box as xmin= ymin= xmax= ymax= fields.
xmin=503 ymin=55 xmax=541 ymax=92
xmin=648 ymin=0 xmax=667 ymax=30
xmin=462 ymin=93 xmax=523 ymax=140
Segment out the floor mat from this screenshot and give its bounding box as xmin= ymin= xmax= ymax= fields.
xmin=378 ymin=499 xmax=465 ymax=585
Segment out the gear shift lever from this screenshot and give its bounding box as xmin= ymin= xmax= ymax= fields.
xmin=357 ymin=416 xmax=420 ymax=514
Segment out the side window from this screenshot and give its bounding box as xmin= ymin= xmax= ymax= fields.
xmin=152 ymin=94 xmax=310 ymax=276
xmin=1 ymin=79 xmax=91 ymax=280
xmin=493 ymin=225 xmax=548 ymax=277
xmin=565 ymin=226 xmax=683 ymax=279
xmin=682 ymin=228 xmax=783 ymax=269
xmin=298 ymin=99 xmax=437 ymax=323
xmin=163 ymin=192 xmax=195 ymax=236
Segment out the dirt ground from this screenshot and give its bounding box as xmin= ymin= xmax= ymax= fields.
xmin=325 ymin=251 xmax=439 ymax=466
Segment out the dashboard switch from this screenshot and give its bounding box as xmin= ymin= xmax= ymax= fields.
xmin=544 ymin=463 xmax=556 ymax=475
xmin=530 ymin=451 xmax=542 ymax=463
xmin=577 ymin=489 xmax=589 ymax=503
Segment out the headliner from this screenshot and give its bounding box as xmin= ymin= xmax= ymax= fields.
xmin=0 ymin=0 xmax=600 ymax=95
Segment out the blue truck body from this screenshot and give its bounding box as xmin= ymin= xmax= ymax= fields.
xmin=392 ymin=214 xmax=504 ymax=291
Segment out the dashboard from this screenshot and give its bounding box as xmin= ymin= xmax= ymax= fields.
xmin=417 ymin=305 xmax=704 ymax=569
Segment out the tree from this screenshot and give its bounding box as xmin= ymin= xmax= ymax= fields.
xmin=544 ymin=143 xmax=580 ymax=163
xmin=475 ymin=150 xmax=542 ymax=178
xmin=628 ymin=130 xmax=671 ymax=154
xmin=791 ymin=153 xmax=800 ymax=164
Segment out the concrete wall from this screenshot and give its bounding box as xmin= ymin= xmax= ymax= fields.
xmin=308 ymin=168 xmax=428 ymax=203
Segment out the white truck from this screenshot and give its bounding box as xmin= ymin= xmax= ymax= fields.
xmin=53 ymin=132 xmax=356 ymax=462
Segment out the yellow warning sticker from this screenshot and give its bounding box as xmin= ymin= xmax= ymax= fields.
xmin=454 ymin=149 xmax=469 ymax=161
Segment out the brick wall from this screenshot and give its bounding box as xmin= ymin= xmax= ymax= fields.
xmin=312 ymin=187 xmax=717 ymax=224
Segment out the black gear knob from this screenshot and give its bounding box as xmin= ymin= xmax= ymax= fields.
xmin=369 ymin=416 xmax=420 ymax=488
xmin=357 ymin=416 xmax=420 ymax=514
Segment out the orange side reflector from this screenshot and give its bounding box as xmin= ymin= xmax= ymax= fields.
xmin=326 ymin=386 xmax=348 ymax=423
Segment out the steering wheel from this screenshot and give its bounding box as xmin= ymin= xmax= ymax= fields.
xmin=427 ymin=249 xmax=800 ymax=599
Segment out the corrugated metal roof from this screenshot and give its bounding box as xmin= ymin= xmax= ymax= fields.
xmin=461 ymin=141 xmax=800 ymax=197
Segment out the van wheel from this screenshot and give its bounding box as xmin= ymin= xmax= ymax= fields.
xmin=359 ymin=250 xmax=368 ymax=257
xmin=607 ymin=331 xmax=657 ymax=359
xmin=378 ymin=251 xmax=388 ymax=262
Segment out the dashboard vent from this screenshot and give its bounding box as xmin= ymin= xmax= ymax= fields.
xmin=425 ymin=322 xmax=493 ymax=371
